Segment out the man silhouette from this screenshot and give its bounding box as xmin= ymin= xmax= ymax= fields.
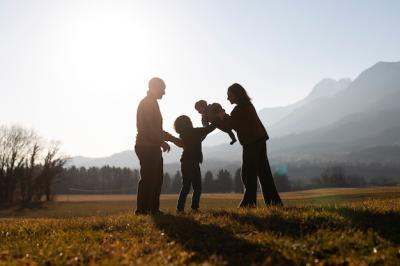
xmin=135 ymin=77 xmax=180 ymax=215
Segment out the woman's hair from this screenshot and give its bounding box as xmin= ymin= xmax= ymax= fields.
xmin=174 ymin=115 xmax=193 ymax=134
xmin=228 ymin=83 xmax=251 ymax=105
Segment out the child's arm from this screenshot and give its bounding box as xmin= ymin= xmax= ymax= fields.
xmin=198 ymin=123 xmax=217 ymax=141
xmin=163 ymin=131 xmax=183 ymax=148
xmin=172 ymin=138 xmax=184 ymax=148
xmin=204 ymin=123 xmax=217 ymax=135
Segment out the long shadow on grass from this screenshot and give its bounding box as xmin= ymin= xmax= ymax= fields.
xmin=211 ymin=209 xmax=346 ymax=239
xmin=332 ymin=207 xmax=400 ymax=244
xmin=212 ymin=207 xmax=400 ymax=245
xmin=152 ymin=214 xmax=290 ymax=265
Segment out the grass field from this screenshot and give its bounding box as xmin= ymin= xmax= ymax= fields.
xmin=1 ymin=187 xmax=400 ymax=265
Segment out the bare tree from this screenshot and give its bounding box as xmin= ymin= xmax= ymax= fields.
xmin=33 ymin=141 xmax=67 ymax=201
xmin=0 ymin=125 xmax=33 ymax=202
xmin=21 ymin=142 xmax=40 ymax=202
xmin=0 ymin=125 xmax=67 ymax=203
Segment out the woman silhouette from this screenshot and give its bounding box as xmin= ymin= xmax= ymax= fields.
xmin=223 ymin=83 xmax=282 ymax=207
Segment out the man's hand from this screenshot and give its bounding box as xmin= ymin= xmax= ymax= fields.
xmin=161 ymin=141 xmax=171 ymax=152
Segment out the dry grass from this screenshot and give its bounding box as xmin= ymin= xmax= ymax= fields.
xmin=1 ymin=187 xmax=400 ymax=265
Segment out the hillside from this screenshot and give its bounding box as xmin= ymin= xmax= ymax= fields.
xmin=69 ymin=61 xmax=400 ymax=168
xmin=270 ymin=61 xmax=400 ymax=137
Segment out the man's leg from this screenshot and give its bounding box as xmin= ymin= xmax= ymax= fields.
xmin=150 ymin=149 xmax=163 ymax=213
xmin=135 ymin=145 xmax=158 ymax=213
xmin=258 ymin=142 xmax=283 ymax=206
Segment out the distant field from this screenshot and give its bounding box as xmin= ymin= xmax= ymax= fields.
xmin=1 ymin=187 xmax=400 ymax=218
xmin=52 ymin=186 xmax=400 ymax=202
xmin=1 ymin=187 xmax=400 ymax=265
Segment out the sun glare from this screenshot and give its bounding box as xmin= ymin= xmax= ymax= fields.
xmin=61 ymin=4 xmax=157 ymax=91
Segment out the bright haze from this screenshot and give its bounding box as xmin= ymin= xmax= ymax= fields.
xmin=1 ymin=0 xmax=399 ymax=157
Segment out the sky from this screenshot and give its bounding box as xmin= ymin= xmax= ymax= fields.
xmin=1 ymin=0 xmax=400 ymax=157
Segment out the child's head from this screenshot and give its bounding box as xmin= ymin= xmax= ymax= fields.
xmin=174 ymin=115 xmax=193 ymax=135
xmin=194 ymin=100 xmax=208 ymax=114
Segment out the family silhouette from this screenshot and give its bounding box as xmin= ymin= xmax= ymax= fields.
xmin=135 ymin=77 xmax=282 ymax=215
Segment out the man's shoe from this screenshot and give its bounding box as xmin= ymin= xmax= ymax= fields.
xmin=266 ymin=200 xmax=283 ymax=207
xmin=176 ymin=209 xmax=185 ymax=215
xmin=151 ymin=210 xmax=164 ymax=215
xmin=238 ymin=203 xmax=257 ymax=209
xmin=135 ymin=209 xmax=150 ymax=215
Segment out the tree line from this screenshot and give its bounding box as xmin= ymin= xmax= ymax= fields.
xmin=53 ymin=164 xmax=399 ymax=196
xmin=162 ymin=169 xmax=244 ymax=194
xmin=3 ymin=125 xmax=399 ymax=203
xmin=292 ymin=165 xmax=399 ymax=190
xmin=52 ymin=166 xmax=294 ymax=194
xmin=53 ymin=167 xmax=245 ymax=194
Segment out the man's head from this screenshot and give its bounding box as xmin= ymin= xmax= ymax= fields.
xmin=194 ymin=100 xmax=208 ymax=114
xmin=148 ymin=77 xmax=166 ymax=99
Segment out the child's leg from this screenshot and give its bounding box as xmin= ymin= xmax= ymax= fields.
xmin=191 ymin=163 xmax=202 ymax=210
xmin=177 ymin=163 xmax=192 ymax=211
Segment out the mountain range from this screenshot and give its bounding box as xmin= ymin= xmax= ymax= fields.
xmin=68 ymin=61 xmax=400 ymax=173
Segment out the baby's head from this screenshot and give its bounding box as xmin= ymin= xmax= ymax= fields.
xmin=209 ymin=103 xmax=226 ymax=120
xmin=174 ymin=115 xmax=193 ymax=135
xmin=194 ymin=100 xmax=208 ymax=114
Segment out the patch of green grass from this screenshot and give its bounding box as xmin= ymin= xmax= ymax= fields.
xmin=284 ymin=191 xmax=400 ymax=206
xmin=1 ymin=193 xmax=400 ymax=265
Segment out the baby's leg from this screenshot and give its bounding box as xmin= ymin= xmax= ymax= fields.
xmin=228 ymin=130 xmax=237 ymax=145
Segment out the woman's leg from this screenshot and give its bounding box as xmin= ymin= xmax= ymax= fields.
xmin=240 ymin=144 xmax=258 ymax=207
xmin=258 ymin=141 xmax=283 ymax=205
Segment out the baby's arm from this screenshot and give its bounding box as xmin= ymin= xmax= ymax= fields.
xmin=201 ymin=115 xmax=210 ymax=127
